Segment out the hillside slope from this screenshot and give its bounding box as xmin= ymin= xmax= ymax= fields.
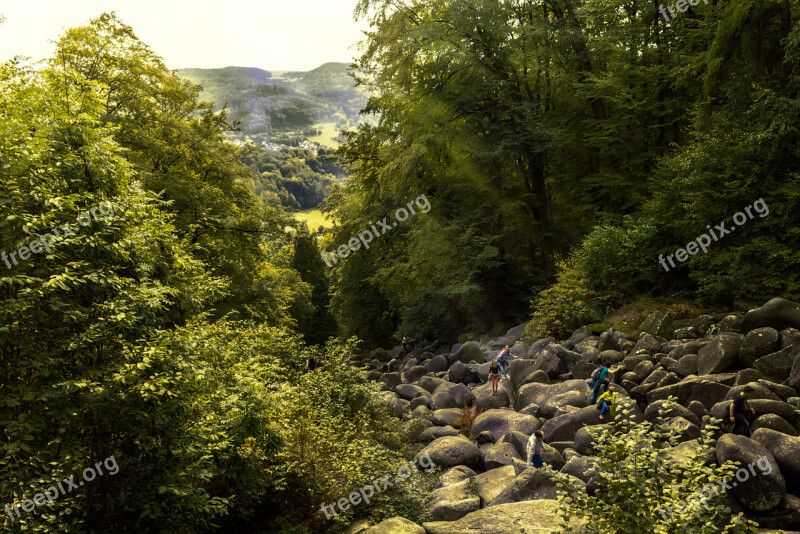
xmin=177 ymin=63 xmax=370 ymax=145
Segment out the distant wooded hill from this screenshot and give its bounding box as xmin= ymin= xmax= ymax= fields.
xmin=177 ymin=63 xmax=371 ymax=146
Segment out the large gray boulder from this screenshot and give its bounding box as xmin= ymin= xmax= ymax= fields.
xmin=739 ymin=328 xmax=781 ymax=367
xmin=540 ymin=390 xmax=590 ymax=419
xmin=510 ymin=341 xmax=528 ymax=357
xmin=418 ymin=375 xmax=447 ymax=393
xmin=473 ymin=465 xmax=517 ymax=505
xmin=757 ymin=379 xmax=797 ymax=401
xmin=599 ymin=349 xmax=626 ymax=364
xmin=518 ymin=369 xmax=551 ymax=388
xmin=395 ymin=383 xmax=429 ymax=401
xmin=640 ymin=310 xmax=675 ymax=339
xmin=448 ymin=361 xmax=482 ymax=385
xmin=472 ymin=381 xmax=511 ymax=410
xmin=379 ymin=372 xmax=402 ymax=388
xmin=431 ymin=382 xmax=473 ymax=409
xmin=491 ymin=468 xmax=584 ymax=505
xmin=574 ymin=424 xmax=609 ymax=455
xmin=429 ymin=479 xmax=480 ymax=521
xmin=418 ymin=425 xmax=461 ymax=443
xmin=674 ymin=353 xmax=699 ymax=378
xmin=740 ymin=298 xmax=800 ymax=332
xmin=402 ymin=365 xmax=428 ymax=383
xmin=751 ymin=414 xmax=798 ymax=436
xmin=515 ymin=380 xmax=591 ymax=411
xmin=378 ymin=391 xmax=409 ymax=416
xmin=697 ymin=333 xmax=744 ymax=375
xmin=507 ymin=358 xmax=538 ymax=388
xmin=423 ymin=354 xmax=450 ymax=373
xmin=631 ymin=332 xmax=664 ymax=355
xmin=422 ymin=500 xmax=581 ymax=534
xmin=643 ymin=399 xmax=701 ymax=427
xmin=440 ymin=465 xmax=477 ymax=487
xmin=754 ymin=345 xmax=796 ymax=379
xmin=471 ymin=409 xmax=540 ymax=441
xmin=541 ymin=405 xmax=612 ymax=442
xmin=781 ymin=327 xmax=800 ymax=349
xmin=646 ymin=376 xmax=730 ymax=410
xmin=481 ymin=442 xmax=521 ymax=470
xmin=789 ymin=350 xmax=800 ymax=390
xmin=454 ymin=341 xmax=486 ymax=364
xmin=429 ymin=408 xmax=464 ymax=427
xmin=662 ymin=416 xmax=701 ymax=442
xmin=362 ymin=517 xmax=425 ymax=534
xmin=415 ymin=435 xmax=481 ymax=469
xmin=560 ymin=455 xmax=597 ymax=484
xmin=527 ymin=337 xmax=555 ymax=358
xmin=752 ymin=428 xmax=800 ymax=493
xmin=715 ymin=434 xmax=785 ymax=511
xmin=531 ymin=346 xmax=567 ymax=378
xmin=597 ymin=330 xmax=620 ymax=352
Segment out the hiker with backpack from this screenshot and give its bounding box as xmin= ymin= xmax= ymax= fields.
xmin=526 ymin=431 xmax=546 ymax=468
xmin=597 ymin=385 xmax=618 ymax=420
xmin=402 ymin=335 xmax=415 ymax=355
xmin=589 ymin=363 xmax=620 ymax=405
xmin=730 ymin=385 xmax=756 ymax=436
xmin=496 ymin=345 xmax=516 ymax=380
xmin=489 ymin=359 xmax=502 ymax=396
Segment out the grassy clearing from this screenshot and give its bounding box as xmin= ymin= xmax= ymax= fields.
xmin=308 ymin=122 xmax=341 ymax=149
xmin=293 ymin=208 xmax=335 ymax=230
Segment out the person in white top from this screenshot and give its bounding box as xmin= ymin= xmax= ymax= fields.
xmin=526 ymin=430 xmax=545 ymax=468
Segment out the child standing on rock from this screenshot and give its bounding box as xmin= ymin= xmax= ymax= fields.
xmin=597 ymin=385 xmax=618 ymax=420
xmin=496 ymin=345 xmax=515 ymax=380
xmin=489 ymin=359 xmax=501 ymax=395
xmin=527 ymin=431 xmax=545 ymax=468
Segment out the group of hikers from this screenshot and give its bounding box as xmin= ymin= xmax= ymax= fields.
xmin=322 ymin=338 xmax=762 ymax=470
xmin=489 ymin=345 xmax=759 ymax=468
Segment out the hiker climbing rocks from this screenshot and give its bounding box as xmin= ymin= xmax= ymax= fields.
xmin=489 ymin=359 xmax=501 ymax=396
xmin=597 ymin=385 xmax=618 ymax=420
xmin=526 ymin=430 xmax=545 ymax=468
xmin=730 ymin=385 xmax=756 ymax=436
xmin=496 ymin=345 xmax=515 ymax=380
xmin=589 ymin=363 xmax=620 ymax=405
xmin=402 ymin=335 xmax=415 ymax=355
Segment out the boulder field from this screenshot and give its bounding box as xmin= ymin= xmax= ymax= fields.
xmin=349 ymin=297 xmax=800 ymax=533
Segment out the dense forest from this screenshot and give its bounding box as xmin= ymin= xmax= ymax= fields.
xmin=325 ymin=0 xmax=800 ymax=347
xmin=240 ymin=147 xmax=343 ymax=211
xmin=2 ymin=1 xmax=800 ymax=533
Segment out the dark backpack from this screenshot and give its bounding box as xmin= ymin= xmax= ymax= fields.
xmin=590 ymin=367 xmax=602 ymax=381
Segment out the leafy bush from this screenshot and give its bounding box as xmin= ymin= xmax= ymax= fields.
xmin=266 ymin=338 xmax=434 ymax=529
xmin=525 ymin=255 xmax=606 ymax=341
xmin=454 ymin=401 xmax=484 ymax=438
xmin=555 ymin=396 xmax=758 ymax=534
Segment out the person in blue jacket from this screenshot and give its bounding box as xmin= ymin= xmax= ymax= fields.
xmin=589 ymin=363 xmax=620 ymax=405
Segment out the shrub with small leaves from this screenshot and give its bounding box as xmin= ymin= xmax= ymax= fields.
xmin=554 ymin=396 xmax=759 ymax=534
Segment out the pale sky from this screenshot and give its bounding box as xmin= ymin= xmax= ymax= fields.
xmin=0 ymin=0 xmax=368 ymax=71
